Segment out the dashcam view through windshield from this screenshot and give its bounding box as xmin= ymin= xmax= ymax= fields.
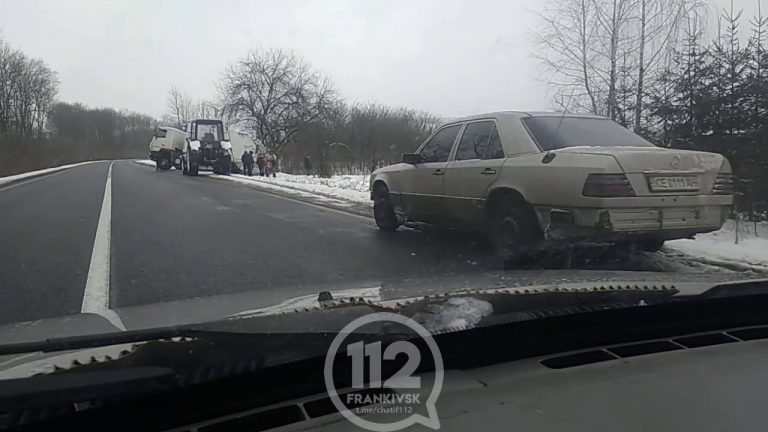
xmin=0 ymin=0 xmax=767 ymax=431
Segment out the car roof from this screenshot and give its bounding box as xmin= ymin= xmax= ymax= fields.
xmin=442 ymin=110 xmax=607 ymax=125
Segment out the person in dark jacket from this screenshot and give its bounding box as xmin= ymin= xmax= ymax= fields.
xmin=241 ymin=151 xmax=253 ymax=176
xmin=256 ymin=152 xmax=266 ymax=176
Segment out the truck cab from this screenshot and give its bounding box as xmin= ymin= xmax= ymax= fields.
xmin=148 ymin=127 xmax=186 ymax=170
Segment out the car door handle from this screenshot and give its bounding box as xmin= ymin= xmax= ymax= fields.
xmin=480 ymin=168 xmax=496 ymax=175
xmin=432 ymin=169 xmax=445 ymax=176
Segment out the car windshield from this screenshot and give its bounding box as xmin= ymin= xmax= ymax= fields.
xmin=0 ymin=0 xmax=766 ymax=426
xmin=196 ymin=122 xmax=223 ymax=141
xmin=523 ymin=117 xmax=655 ymax=151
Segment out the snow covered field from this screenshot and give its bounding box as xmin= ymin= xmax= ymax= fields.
xmin=135 ymin=159 xmax=768 ymax=272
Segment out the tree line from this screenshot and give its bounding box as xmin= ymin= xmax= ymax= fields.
xmin=0 ymin=37 xmax=156 ymax=176
xmin=167 ymin=47 xmax=440 ymax=176
xmin=536 ymin=0 xmax=768 ymax=215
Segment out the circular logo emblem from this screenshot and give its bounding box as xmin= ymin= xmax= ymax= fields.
xmin=670 ymin=155 xmax=681 ymax=169
xmin=323 ymin=312 xmax=444 ymax=431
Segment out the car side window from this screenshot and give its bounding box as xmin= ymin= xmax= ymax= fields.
xmin=483 ymin=127 xmax=505 ymax=160
xmin=419 ymin=125 xmax=461 ymax=163
xmin=455 ymin=121 xmax=495 ymax=161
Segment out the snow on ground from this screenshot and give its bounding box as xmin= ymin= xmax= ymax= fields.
xmin=666 ymin=220 xmax=768 ymax=272
xmin=135 ymin=159 xmax=371 ymax=207
xmin=229 ymin=172 xmax=371 ymax=205
xmin=0 ymin=161 xmax=97 ymax=188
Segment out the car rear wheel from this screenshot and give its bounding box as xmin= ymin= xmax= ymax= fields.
xmin=488 ymin=194 xmax=542 ymax=264
xmin=373 ymin=184 xmax=399 ymax=232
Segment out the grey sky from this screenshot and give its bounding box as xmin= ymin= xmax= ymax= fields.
xmin=0 ymin=0 xmax=763 ymax=119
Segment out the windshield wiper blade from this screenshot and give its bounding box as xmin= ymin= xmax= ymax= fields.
xmin=0 ymin=324 xmax=414 ymax=356
xmin=0 ymin=326 xmax=209 ymax=356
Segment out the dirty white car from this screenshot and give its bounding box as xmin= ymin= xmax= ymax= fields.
xmin=369 ymin=112 xmax=734 ymax=256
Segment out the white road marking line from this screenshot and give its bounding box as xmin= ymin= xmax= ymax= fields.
xmin=81 ymin=161 xmax=126 ymax=331
xmin=0 ymin=165 xmax=82 ymax=192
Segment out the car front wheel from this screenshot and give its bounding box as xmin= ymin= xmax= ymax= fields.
xmin=373 ymin=184 xmax=399 ymax=232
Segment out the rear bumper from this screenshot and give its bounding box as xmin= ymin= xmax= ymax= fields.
xmin=535 ymin=199 xmax=730 ymax=241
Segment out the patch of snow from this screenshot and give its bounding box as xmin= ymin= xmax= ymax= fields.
xmin=411 ymin=297 xmax=493 ymax=332
xmin=231 ymin=286 xmax=381 ymax=318
xmin=0 ymin=161 xmax=98 ymax=187
xmin=134 ymin=159 xmax=371 ymax=208
xmin=216 ymin=173 xmax=361 ymax=208
xmin=666 ymin=220 xmax=768 ymax=271
xmin=228 ymin=172 xmax=371 ymax=205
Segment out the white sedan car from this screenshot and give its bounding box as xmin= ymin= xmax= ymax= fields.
xmin=369 ymin=111 xmax=734 ymax=256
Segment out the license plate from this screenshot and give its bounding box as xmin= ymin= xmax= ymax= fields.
xmin=648 ymin=176 xmax=699 ymax=191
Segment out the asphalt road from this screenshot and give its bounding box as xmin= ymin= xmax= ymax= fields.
xmin=0 ymin=161 xmax=502 ymax=325
xmin=0 ymin=160 xmax=733 ymax=326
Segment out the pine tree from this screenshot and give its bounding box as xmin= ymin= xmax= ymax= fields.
xmin=710 ymin=2 xmax=751 ymax=135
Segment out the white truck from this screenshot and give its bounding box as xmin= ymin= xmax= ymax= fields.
xmin=181 ymin=119 xmax=234 ymax=176
xmin=229 ymin=131 xmax=259 ymax=174
xmin=148 ymin=127 xmax=186 ymax=170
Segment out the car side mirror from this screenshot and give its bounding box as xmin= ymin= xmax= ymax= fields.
xmin=402 ymin=153 xmax=420 ymax=164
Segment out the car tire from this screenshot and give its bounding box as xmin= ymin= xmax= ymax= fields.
xmin=220 ymin=155 xmax=232 ymax=176
xmin=188 ymin=151 xmax=199 ymax=176
xmin=488 ymin=194 xmax=542 ymax=263
xmin=373 ymin=184 xmax=399 ymax=232
xmin=158 ymin=157 xmax=171 ymax=171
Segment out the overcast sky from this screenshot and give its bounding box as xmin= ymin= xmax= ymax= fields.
xmin=0 ymin=0 xmax=763 ymax=119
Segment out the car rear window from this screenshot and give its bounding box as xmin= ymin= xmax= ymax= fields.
xmin=522 ymin=117 xmax=654 ymax=151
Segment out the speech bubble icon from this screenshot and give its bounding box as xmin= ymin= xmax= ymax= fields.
xmin=324 ymin=312 xmax=444 ymax=432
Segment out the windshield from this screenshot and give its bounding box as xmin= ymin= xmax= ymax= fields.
xmin=523 ymin=117 xmax=655 ymax=151
xmin=196 ymin=122 xmax=224 ymax=141
xmin=1 ymin=0 xmax=766 ymax=427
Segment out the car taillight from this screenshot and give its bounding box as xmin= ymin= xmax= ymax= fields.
xmin=712 ymin=173 xmax=734 ymax=195
xmin=582 ymin=174 xmax=636 ymax=197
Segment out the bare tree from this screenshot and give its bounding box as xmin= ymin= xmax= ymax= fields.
xmin=165 ymin=86 xmax=195 ymax=129
xmin=632 ymin=0 xmax=692 ymax=130
xmin=534 ymin=0 xmax=696 ymax=128
xmin=219 ymin=48 xmax=337 ymax=154
xmin=592 ymin=0 xmax=639 ymax=120
xmin=534 ymin=0 xmax=601 ymax=113
xmin=0 ymin=37 xmax=57 ymax=137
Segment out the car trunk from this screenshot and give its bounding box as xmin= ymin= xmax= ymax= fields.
xmin=555 ymin=146 xmax=726 ymax=196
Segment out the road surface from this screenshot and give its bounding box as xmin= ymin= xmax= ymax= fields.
xmin=0 ymin=160 xmax=742 ymax=325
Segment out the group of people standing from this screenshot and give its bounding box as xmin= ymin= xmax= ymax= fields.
xmin=241 ymin=150 xmax=277 ymax=177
